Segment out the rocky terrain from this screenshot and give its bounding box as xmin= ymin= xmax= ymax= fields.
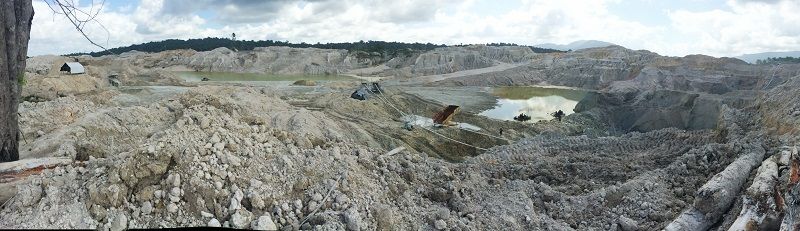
xmin=1 ymin=45 xmax=799 ymax=230
xmin=78 ymin=45 xmax=536 ymax=78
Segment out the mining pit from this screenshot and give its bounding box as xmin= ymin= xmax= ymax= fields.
xmin=2 ymin=45 xmax=799 ymax=230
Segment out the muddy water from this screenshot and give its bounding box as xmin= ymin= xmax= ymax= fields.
xmin=479 ymin=86 xmax=589 ymax=122
xmin=173 ymin=71 xmax=358 ymax=86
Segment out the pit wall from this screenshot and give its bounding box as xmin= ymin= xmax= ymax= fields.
xmin=759 ymin=72 xmax=800 ymax=137
xmin=574 ymin=90 xmax=734 ymax=132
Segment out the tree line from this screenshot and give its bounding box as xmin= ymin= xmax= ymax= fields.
xmin=67 ymin=37 xmax=565 ymax=57
xmin=756 ymin=56 xmax=800 ymax=65
xmin=480 ymin=42 xmax=563 ymax=53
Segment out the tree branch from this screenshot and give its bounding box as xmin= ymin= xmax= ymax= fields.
xmin=46 ymin=0 xmax=113 ymax=54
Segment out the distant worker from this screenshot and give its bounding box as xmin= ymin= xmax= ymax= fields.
xmin=553 ymin=110 xmax=565 ymax=121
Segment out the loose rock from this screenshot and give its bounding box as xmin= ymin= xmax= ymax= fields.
xmin=230 ymin=209 xmax=253 ymax=229
xmin=252 ymin=215 xmax=278 ymax=231
xmin=110 ymin=214 xmax=128 ymax=231
xmin=434 ymin=219 xmax=447 ymax=230
xmin=208 ymin=218 xmax=221 ymax=227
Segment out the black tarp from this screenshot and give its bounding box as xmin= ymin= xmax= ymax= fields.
xmin=351 ymin=85 xmax=370 ymax=100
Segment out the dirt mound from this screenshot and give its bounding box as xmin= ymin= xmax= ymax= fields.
xmin=4 ymin=46 xmax=800 ymax=230
xmin=0 ymin=79 xmax=783 ymax=230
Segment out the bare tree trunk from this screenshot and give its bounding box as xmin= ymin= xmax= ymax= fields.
xmin=0 ymin=0 xmax=33 ymax=162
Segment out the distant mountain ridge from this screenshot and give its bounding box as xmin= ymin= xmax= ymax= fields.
xmin=535 ymin=40 xmax=616 ymax=51
xmin=735 ymin=51 xmax=800 ymax=63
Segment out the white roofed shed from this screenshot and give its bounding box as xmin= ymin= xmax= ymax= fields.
xmin=59 ymin=62 xmax=85 ymax=74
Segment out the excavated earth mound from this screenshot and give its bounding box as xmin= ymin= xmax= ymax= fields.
xmin=2 ymin=46 xmax=800 ymax=230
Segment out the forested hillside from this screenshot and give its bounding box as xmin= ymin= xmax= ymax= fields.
xmin=68 ymin=37 xmax=563 ymax=57
xmin=756 ymin=56 xmax=800 ymax=65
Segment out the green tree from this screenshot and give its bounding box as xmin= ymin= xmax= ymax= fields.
xmin=756 ymin=56 xmax=800 ymax=65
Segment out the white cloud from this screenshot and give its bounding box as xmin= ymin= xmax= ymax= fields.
xmin=26 ymin=0 xmax=800 ymax=57
xmin=30 ymin=1 xmax=132 ymax=55
xmin=132 ymin=0 xmax=208 ymax=37
xmin=666 ymin=0 xmax=800 ymax=56
xmin=29 ymin=0 xmax=224 ymax=55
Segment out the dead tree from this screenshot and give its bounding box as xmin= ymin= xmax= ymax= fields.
xmin=1 ymin=0 xmax=106 ymax=162
xmin=44 ymin=0 xmax=110 ymax=51
xmin=0 ymin=1 xmax=34 ymax=162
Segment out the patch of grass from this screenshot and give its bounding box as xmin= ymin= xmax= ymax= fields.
xmin=17 ymin=72 xmax=26 ymax=86
xmin=22 ymin=95 xmax=47 ymax=102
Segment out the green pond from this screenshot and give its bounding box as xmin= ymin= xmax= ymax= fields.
xmin=479 ymin=86 xmax=589 ymax=122
xmin=174 ymin=71 xmax=358 ymax=85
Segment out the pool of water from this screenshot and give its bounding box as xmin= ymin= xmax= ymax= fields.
xmin=173 ymin=71 xmax=359 ymax=85
xmin=479 ymin=86 xmax=589 ymax=123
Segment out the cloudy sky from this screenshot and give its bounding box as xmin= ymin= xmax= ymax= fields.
xmin=29 ymin=0 xmax=800 ymax=57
